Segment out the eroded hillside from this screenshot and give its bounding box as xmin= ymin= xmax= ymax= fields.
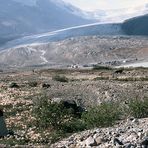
xmin=0 ymin=36 xmax=148 ymax=68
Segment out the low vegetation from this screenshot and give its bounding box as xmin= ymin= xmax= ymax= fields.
xmin=92 ymin=65 xmax=112 ymax=70
xmin=9 ymin=82 xmax=19 ymax=88
xmin=52 ymin=75 xmax=69 ymax=82
xmin=28 ymin=81 xmax=38 ymax=87
xmin=93 ymin=77 xmax=109 ymax=81
xmin=33 ymin=95 xmax=86 ymax=142
xmin=115 ymin=77 xmax=148 ymax=81
xmin=33 ymin=95 xmax=148 ymax=144
xmin=128 ymin=98 xmax=148 ymax=118
xmin=82 ymin=102 xmax=121 ymax=128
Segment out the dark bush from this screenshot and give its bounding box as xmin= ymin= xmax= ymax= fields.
xmin=9 ymin=82 xmax=19 ymax=88
xmin=42 ymin=83 xmax=51 ymax=88
xmin=93 ymin=77 xmax=109 ymax=81
xmin=33 ymin=96 xmax=81 ymax=131
xmin=34 ymin=96 xmax=122 ymax=131
xmin=28 ymin=81 xmax=38 ymax=87
xmin=52 ymin=75 xmax=69 ymax=82
xmin=61 ymin=119 xmax=86 ymax=133
xmin=128 ymin=98 xmax=148 ymax=118
xmin=93 ymin=65 xmax=112 ymax=70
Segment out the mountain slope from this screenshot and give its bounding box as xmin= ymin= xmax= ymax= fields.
xmin=0 ymin=36 xmax=148 ymax=68
xmin=0 ymin=0 xmax=92 ymax=44
xmin=0 ymin=23 xmax=123 ymax=50
xmin=122 ymin=14 xmax=148 ymax=35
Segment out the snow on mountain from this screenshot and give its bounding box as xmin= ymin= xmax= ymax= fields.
xmin=1 ymin=0 xmax=148 ymax=48
xmin=0 ymin=23 xmax=124 ymax=50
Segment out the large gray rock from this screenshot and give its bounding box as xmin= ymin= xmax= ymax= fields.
xmin=141 ymin=137 xmax=148 ymax=148
xmin=0 ymin=110 xmax=8 ymax=137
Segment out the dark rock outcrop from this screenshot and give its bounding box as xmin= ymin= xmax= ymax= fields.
xmin=61 ymin=100 xmax=85 ymax=117
xmin=0 ymin=110 xmax=8 ymax=137
xmin=122 ymin=14 xmax=148 ymax=35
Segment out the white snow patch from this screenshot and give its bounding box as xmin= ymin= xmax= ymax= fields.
xmin=40 ymin=50 xmax=48 ymax=64
xmin=118 ymin=62 xmax=148 ymax=68
xmin=27 ymin=47 xmax=37 ymax=54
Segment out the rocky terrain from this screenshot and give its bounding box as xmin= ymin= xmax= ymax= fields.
xmin=51 ymin=118 xmax=148 ymax=148
xmin=0 ymin=68 xmax=147 ymax=147
xmin=0 ymin=36 xmax=148 ymax=68
xmin=0 ymin=1 xmax=148 ymax=148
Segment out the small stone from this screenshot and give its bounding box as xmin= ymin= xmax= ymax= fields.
xmin=127 ymin=126 xmax=131 ymax=130
xmin=141 ymin=137 xmax=148 ymax=147
xmin=115 ymin=133 xmax=121 ymax=137
xmin=95 ymin=136 xmax=103 ymax=145
xmin=132 ymin=118 xmax=139 ymax=124
xmin=42 ymin=83 xmax=51 ymax=88
xmin=126 ymin=133 xmax=138 ymax=142
xmin=129 ymin=117 xmax=135 ymax=121
xmin=124 ymin=143 xmax=136 ymax=148
xmin=85 ymin=136 xmax=97 ymax=146
xmin=137 ymin=132 xmax=143 ymax=139
xmin=69 ymin=144 xmax=76 ymax=148
xmin=113 ymin=138 xmax=124 ymax=146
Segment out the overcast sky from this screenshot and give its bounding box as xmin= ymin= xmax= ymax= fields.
xmin=63 ymin=0 xmax=148 ymax=11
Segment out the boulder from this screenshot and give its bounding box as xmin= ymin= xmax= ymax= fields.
xmin=141 ymin=137 xmax=148 ymax=147
xmin=85 ymin=136 xmax=97 ymax=147
xmin=114 ymin=69 xmax=124 ymax=74
xmin=113 ymin=138 xmax=124 ymax=146
xmin=0 ymin=110 xmax=8 ymax=137
xmin=9 ymin=82 xmax=19 ymax=88
xmin=42 ymin=83 xmax=51 ymax=88
xmin=61 ymin=100 xmax=85 ymax=117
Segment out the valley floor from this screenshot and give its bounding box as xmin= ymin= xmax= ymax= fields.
xmin=0 ymin=67 xmax=148 ymax=147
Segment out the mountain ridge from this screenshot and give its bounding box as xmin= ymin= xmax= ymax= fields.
xmin=122 ymin=14 xmax=148 ymax=35
xmin=0 ymin=0 xmax=93 ymax=45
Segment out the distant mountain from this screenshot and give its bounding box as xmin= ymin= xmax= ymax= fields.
xmin=122 ymin=14 xmax=148 ymax=35
xmin=0 ymin=13 xmax=148 ymax=68
xmin=0 ymin=0 xmax=92 ymax=44
xmin=1 ymin=23 xmax=124 ymax=50
xmin=1 ymin=0 xmax=148 ymax=46
xmin=86 ymin=4 xmax=148 ymax=23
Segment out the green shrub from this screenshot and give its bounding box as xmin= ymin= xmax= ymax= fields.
xmin=28 ymin=81 xmax=38 ymax=87
xmin=93 ymin=65 xmax=112 ymax=70
xmin=34 ymin=97 xmax=66 ymax=129
xmin=93 ymin=77 xmax=109 ymax=81
xmin=52 ymin=75 xmax=69 ymax=82
xmin=33 ymin=95 xmax=82 ymax=132
xmin=61 ymin=119 xmax=86 ymax=133
xmin=128 ymin=98 xmax=148 ymax=118
xmin=139 ymin=77 xmax=148 ymax=81
xmin=115 ymin=77 xmax=148 ymax=81
xmin=115 ymin=77 xmax=135 ymax=81
xmin=33 ymin=95 xmax=140 ymax=144
xmin=82 ymin=102 xmax=121 ymax=128
xmin=9 ymin=82 xmax=19 ymax=88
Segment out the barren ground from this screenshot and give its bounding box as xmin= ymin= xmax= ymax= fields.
xmin=0 ymin=67 xmax=148 ymax=147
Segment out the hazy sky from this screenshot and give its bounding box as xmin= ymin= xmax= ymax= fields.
xmin=63 ymin=0 xmax=148 ymax=11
